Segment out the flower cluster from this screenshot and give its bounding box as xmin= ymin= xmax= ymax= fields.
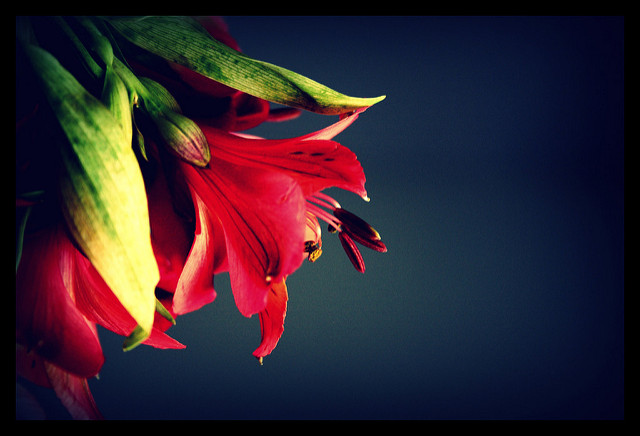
xmin=16 ymin=16 xmax=385 ymax=419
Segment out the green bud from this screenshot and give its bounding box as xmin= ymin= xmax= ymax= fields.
xmin=152 ymin=108 xmax=210 ymax=167
xmin=138 ymin=77 xmax=210 ymax=167
xmin=110 ymin=56 xmax=210 ymax=167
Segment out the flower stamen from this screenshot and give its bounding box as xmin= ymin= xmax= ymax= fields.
xmin=305 ymin=191 xmax=386 ymax=272
xmin=338 ymin=231 xmax=365 ymax=273
xmin=304 ymin=240 xmax=323 ymax=262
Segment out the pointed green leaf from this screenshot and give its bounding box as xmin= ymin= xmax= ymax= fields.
xmin=123 ymin=300 xmax=175 ymax=351
xmin=104 ymin=16 xmax=385 ymax=115
xmin=101 ymin=65 xmax=133 ymax=144
xmin=122 ymin=325 xmax=148 ymax=351
xmin=155 ymin=299 xmax=176 ymax=325
xmin=24 ymin=44 xmax=159 ymax=342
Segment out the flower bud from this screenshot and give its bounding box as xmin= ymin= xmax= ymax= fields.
xmin=139 ymin=77 xmax=211 ymax=167
xmin=152 ymin=109 xmax=211 ymax=167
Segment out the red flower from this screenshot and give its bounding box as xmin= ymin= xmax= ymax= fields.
xmin=158 ymin=108 xmax=385 ymax=362
xmin=16 ymin=187 xmax=186 ymax=419
xmin=180 ymin=157 xmax=306 ymax=317
xmin=16 ymin=15 xmax=386 ymax=419
xmin=16 ymin=226 xmax=105 ymax=382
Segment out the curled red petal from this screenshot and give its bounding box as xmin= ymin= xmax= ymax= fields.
xmin=253 ymin=277 xmax=288 ymax=362
xmin=172 ymin=189 xmax=219 ymax=315
xmin=16 ymin=227 xmax=104 ymax=378
xmin=297 ymin=107 xmax=366 ymax=141
xmin=193 ymin=16 xmax=241 ymax=52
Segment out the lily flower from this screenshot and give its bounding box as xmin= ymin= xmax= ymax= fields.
xmin=194 ymin=107 xmax=386 ymax=267
xmin=180 ymin=157 xmax=306 ymax=318
xmin=16 ymin=15 xmax=386 ymax=418
xmin=15 ymin=219 xmax=185 ymax=419
xmin=160 ymin=108 xmax=385 ymax=362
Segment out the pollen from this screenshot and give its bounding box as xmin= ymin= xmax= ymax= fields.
xmin=304 ymin=241 xmax=323 ymax=262
xmin=308 ymin=248 xmax=322 ymax=262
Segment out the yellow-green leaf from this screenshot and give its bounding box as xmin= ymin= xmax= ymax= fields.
xmin=101 ymin=65 xmax=133 ymax=144
xmin=24 ymin=44 xmax=159 ymax=344
xmin=104 ymin=16 xmax=385 ymax=115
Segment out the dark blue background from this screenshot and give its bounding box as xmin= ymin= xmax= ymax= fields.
xmin=29 ymin=16 xmax=625 ymax=420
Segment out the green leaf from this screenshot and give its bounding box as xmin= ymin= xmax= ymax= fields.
xmin=101 ymin=65 xmax=133 ymax=144
xmin=24 ymin=44 xmax=159 ymax=344
xmin=104 ymin=16 xmax=385 ymax=115
xmin=111 ymin=57 xmax=210 ymax=167
xmin=122 ymin=325 xmax=149 ymax=351
xmin=123 ymin=300 xmax=175 ymax=351
xmin=155 ymin=299 xmax=176 ymax=325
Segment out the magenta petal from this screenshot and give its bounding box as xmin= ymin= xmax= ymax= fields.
xmin=182 ymin=160 xmax=306 ymax=317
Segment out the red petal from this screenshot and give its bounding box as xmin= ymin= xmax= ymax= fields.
xmin=181 ymin=160 xmax=306 ymax=317
xmin=296 ymin=107 xmax=366 ymax=141
xmin=147 ymin=162 xmax=192 ymax=294
xmin=193 ymin=16 xmax=241 ymax=52
xmin=200 ymin=124 xmax=368 ymax=198
xmin=72 ymin=252 xmax=185 ymax=350
xmin=228 ymin=92 xmax=271 ymax=131
xmin=45 ymin=362 xmax=103 ymax=420
xmin=172 ymin=189 xmax=219 ymax=315
xmin=16 ymin=227 xmax=104 ymax=378
xmin=16 ymin=345 xmax=52 ymax=388
xmin=266 ymin=107 xmax=302 ymax=122
xmin=253 ymin=277 xmax=288 ymax=361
